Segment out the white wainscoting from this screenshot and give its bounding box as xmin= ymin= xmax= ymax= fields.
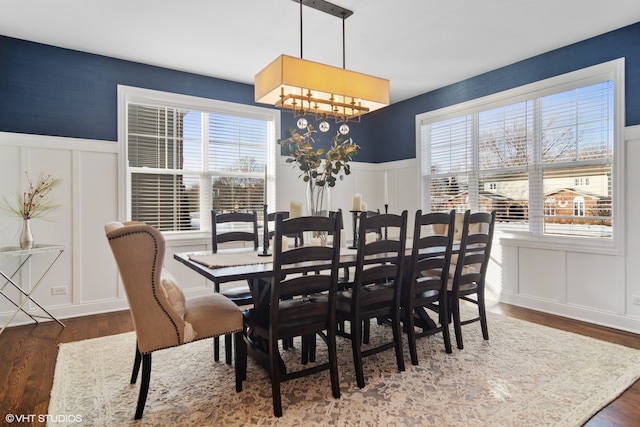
xmin=0 ymin=131 xmax=420 ymax=327
xmin=2 ymin=129 xmax=640 ymax=334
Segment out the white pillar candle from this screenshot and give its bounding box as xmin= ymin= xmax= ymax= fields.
xmin=310 ymin=237 xmax=322 ymax=246
xmin=384 ymin=172 xmax=389 ymax=205
xmin=290 ymin=201 xmax=303 ymax=218
xmin=352 ymin=193 xmax=362 ymax=211
xmin=360 ymin=201 xmax=367 ymax=212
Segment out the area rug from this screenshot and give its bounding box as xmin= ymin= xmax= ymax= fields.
xmin=48 ymin=307 xmax=640 ymax=426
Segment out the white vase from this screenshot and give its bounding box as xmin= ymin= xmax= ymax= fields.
xmin=20 ymin=219 xmax=34 ymax=249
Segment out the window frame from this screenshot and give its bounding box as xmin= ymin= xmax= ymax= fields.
xmin=415 ymin=59 xmax=625 ymax=255
xmin=117 ymin=85 xmax=279 ymax=238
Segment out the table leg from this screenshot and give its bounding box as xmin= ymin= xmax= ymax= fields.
xmin=0 ymin=250 xmax=65 ymax=334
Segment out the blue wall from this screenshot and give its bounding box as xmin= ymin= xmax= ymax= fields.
xmin=2 ymin=21 xmax=639 ymax=164
xmin=0 ymin=36 xmax=258 ymax=141
xmin=373 ymin=21 xmax=640 ymax=163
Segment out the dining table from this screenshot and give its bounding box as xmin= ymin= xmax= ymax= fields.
xmin=174 ymin=241 xmax=456 ymax=365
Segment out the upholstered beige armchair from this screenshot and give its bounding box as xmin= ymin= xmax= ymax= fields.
xmin=105 ymin=221 xmax=246 ymax=419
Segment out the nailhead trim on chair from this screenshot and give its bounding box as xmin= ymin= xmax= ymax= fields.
xmin=109 ymin=229 xmax=182 ymax=353
xmin=110 ymin=228 xmax=246 ymax=354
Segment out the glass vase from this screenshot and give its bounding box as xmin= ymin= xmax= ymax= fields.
xmin=20 ymin=219 xmax=34 ymax=249
xmin=306 ymin=183 xmax=331 ymax=244
xmin=306 ymin=182 xmax=331 ymax=217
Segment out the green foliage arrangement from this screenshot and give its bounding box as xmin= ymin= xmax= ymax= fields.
xmin=278 ymin=125 xmax=359 ymax=189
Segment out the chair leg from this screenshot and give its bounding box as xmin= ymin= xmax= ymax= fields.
xmin=327 ymin=326 xmax=341 ymax=399
xmin=362 ymin=319 xmax=370 ymax=344
xmin=301 ymin=334 xmax=317 ymax=364
xmin=301 ymin=335 xmax=310 ymax=365
xmin=270 ymin=336 xmax=283 ymax=417
xmin=309 ymin=333 xmax=316 ymax=362
xmin=350 ymin=319 xmax=366 ymax=388
xmin=440 ymin=296 xmax=453 ymax=354
xmin=225 ymin=334 xmax=233 ymax=365
xmin=234 ymin=331 xmax=247 ymax=391
xmin=451 ymin=296 xmax=464 ymax=350
xmin=282 ymin=337 xmax=294 ymax=350
xmin=213 ymin=335 xmax=220 ymax=362
xmin=478 ymin=289 xmax=489 ymax=341
xmin=391 ymin=309 xmax=405 ymax=372
xmin=130 ymin=343 xmax=142 ymax=384
xmin=134 ymin=353 xmax=152 ymax=420
xmin=406 ymin=306 xmax=419 ymax=365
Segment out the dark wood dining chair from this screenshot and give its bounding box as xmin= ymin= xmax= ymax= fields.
xmin=448 ymin=210 xmax=496 ymax=350
xmin=335 ymin=210 xmax=408 ymax=388
xmin=267 ymin=211 xmax=304 ymax=247
xmin=212 ymin=210 xmax=259 ymax=254
xmin=266 ymin=210 xmax=302 ymax=351
xmin=242 ymin=212 xmax=342 ymax=417
xmin=363 ymin=209 xmax=382 ymax=236
xmin=403 ymin=210 xmax=455 ymax=365
xmin=211 ymin=210 xmax=259 ymax=363
xmin=341 ymin=208 xmax=380 ymax=289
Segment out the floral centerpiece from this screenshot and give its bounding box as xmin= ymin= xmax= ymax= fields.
xmin=1 ymin=171 xmax=61 ymax=248
xmin=279 ymin=125 xmax=359 ymax=218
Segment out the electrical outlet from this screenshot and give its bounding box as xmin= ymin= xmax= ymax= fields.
xmin=633 ymin=295 xmax=640 ymax=305
xmin=51 ymin=286 xmax=68 ymax=295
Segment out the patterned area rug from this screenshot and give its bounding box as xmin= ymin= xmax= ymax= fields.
xmin=49 ymin=307 xmax=640 ymax=426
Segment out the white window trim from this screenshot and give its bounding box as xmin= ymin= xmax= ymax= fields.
xmin=117 ymin=85 xmax=280 ymax=239
xmin=415 ymin=58 xmax=625 ymax=255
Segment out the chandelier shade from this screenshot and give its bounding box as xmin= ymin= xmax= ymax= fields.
xmin=254 ymin=54 xmax=389 ymax=122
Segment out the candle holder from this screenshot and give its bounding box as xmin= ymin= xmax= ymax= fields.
xmin=258 ymin=204 xmax=271 ymax=257
xmin=384 ymin=204 xmax=389 ymax=239
xmin=348 ymin=210 xmax=361 ymax=249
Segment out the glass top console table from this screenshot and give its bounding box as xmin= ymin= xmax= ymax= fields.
xmin=0 ymin=244 xmax=65 ymax=334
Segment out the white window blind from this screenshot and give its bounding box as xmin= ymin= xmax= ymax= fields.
xmin=420 ymin=74 xmax=617 ymax=243
xmin=125 ymin=90 xmax=276 ymax=233
xmin=208 ymin=114 xmax=269 ymax=214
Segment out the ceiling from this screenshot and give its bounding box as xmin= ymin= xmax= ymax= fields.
xmin=2 ymin=0 xmax=640 ymax=105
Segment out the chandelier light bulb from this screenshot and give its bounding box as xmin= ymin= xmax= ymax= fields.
xmin=297 ymin=117 xmax=308 ymax=129
xmin=319 ymin=121 xmax=330 ymax=132
xmin=339 ymin=124 xmax=350 ymax=135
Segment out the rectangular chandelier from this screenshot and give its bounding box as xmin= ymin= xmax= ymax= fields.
xmin=254 ymin=54 xmax=389 ymax=123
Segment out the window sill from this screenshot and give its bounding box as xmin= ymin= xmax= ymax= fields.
xmin=497 ymin=231 xmax=623 ymax=256
xmin=162 ymin=231 xmax=210 ymax=246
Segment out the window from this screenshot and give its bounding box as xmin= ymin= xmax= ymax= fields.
xmin=417 ymin=59 xmax=624 ymax=252
xmin=119 ymin=86 xmax=278 ymax=233
xmin=574 ymin=177 xmax=590 ymax=186
xmin=573 ymin=197 xmax=585 ymax=217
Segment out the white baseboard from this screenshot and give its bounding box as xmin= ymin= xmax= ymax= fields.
xmin=498 ymin=292 xmax=640 ymax=335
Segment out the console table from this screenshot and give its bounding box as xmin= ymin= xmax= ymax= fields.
xmin=0 ymin=244 xmax=65 ymax=334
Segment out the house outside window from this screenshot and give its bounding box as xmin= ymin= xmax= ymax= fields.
xmin=119 ymin=86 xmax=278 ymax=234
xmin=417 ymin=59 xmax=624 ymax=253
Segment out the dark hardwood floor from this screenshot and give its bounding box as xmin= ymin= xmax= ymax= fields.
xmin=0 ymin=303 xmax=638 ymax=426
